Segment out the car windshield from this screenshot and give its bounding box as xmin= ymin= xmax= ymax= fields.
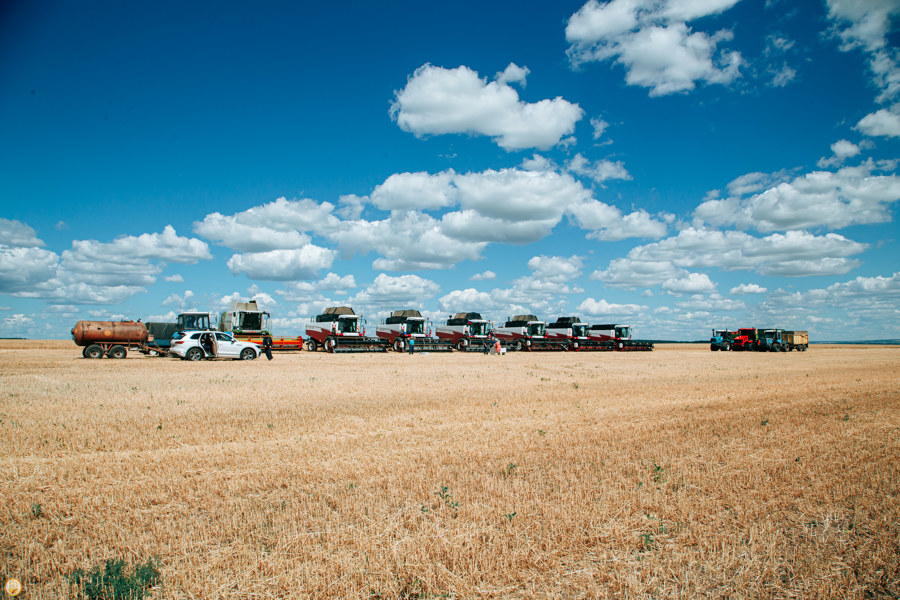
xmin=172 ymin=331 xmax=186 ymax=341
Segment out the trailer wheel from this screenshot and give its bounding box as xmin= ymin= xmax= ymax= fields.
xmin=324 ymin=336 xmax=337 ymax=353
xmin=456 ymin=338 xmax=468 ymax=351
xmin=305 ymin=340 xmax=318 ymax=352
xmin=82 ymin=346 xmax=90 ymax=358
xmin=85 ymin=344 xmax=103 ymax=359
xmin=394 ymin=338 xmax=405 ymax=352
xmin=240 ymin=348 xmax=256 ymax=361
xmin=109 ymin=345 xmax=127 ymax=359
xmin=186 ymin=348 xmax=203 ymax=361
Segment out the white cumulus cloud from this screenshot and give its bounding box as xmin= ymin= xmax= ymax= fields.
xmin=390 ymin=63 xmax=583 ymax=150
xmin=566 ymin=0 xmax=743 ymax=96
xmin=226 ymin=246 xmax=336 ymax=281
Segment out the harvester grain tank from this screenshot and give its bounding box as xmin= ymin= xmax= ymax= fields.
xmin=376 ymin=310 xmax=453 ymax=352
xmin=435 ymin=312 xmax=493 ymax=351
xmin=783 ymin=330 xmax=809 ymax=351
xmin=494 ymin=314 xmax=568 ymax=351
xmin=305 ymin=306 xmax=388 ymax=353
xmin=710 ymin=329 xmax=734 ymax=351
xmin=219 ymin=299 xmax=304 ymax=350
xmin=546 ymin=316 xmax=614 ymax=350
xmin=587 ymin=324 xmax=654 ymax=351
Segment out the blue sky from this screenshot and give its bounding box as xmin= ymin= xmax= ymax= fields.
xmin=2 ymin=0 xmax=899 ymax=341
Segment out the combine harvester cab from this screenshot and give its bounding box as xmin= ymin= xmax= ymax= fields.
xmin=546 ymin=316 xmax=613 ymax=351
xmin=710 ymin=329 xmax=735 ymax=351
xmin=305 ymin=307 xmax=388 ymax=353
xmin=588 ymin=324 xmax=654 ymax=351
xmin=219 ymin=300 xmax=304 ymax=350
xmin=376 ymin=310 xmax=453 ymax=352
xmin=495 ymin=315 xmax=568 ymax=351
xmin=435 ymin=312 xmax=493 ymax=351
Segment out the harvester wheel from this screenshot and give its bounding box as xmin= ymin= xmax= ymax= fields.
xmin=324 ymin=337 xmax=337 ymax=353
xmin=109 ymin=345 xmax=127 ymax=359
xmin=305 ymin=340 xmax=318 ymax=352
xmin=456 ymin=338 xmax=468 ymax=351
xmin=186 ymin=348 xmax=203 ymax=361
xmin=85 ymin=344 xmax=103 ymax=359
xmin=394 ymin=338 xmax=405 ymax=352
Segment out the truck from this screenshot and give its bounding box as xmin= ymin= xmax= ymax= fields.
xmin=375 ymin=310 xmax=453 ymax=352
xmin=305 ymin=306 xmax=389 ymax=353
xmin=219 ymin=299 xmax=304 ymax=350
xmin=783 ymin=330 xmax=809 ymax=351
xmin=72 ymin=311 xmax=217 ymax=358
xmin=710 ymin=329 xmax=735 ymax=351
xmin=758 ymin=328 xmax=788 ymax=352
xmin=587 ymin=324 xmax=654 ymax=351
xmin=435 ymin=312 xmax=494 ymax=351
xmin=493 ymin=314 xmax=568 ymax=351
xmin=731 ymin=328 xmax=759 ymax=351
xmin=546 ymin=316 xmax=615 ymax=350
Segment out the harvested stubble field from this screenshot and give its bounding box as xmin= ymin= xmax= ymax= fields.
xmin=1 ymin=342 xmax=898 ymax=599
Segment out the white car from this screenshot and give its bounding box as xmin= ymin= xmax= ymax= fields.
xmin=170 ymin=330 xmax=260 ymax=361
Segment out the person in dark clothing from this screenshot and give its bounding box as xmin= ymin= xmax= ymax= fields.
xmin=483 ymin=333 xmax=493 ymax=355
xmin=262 ymin=334 xmax=273 ymax=360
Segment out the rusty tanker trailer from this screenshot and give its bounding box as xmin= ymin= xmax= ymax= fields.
xmin=71 ymin=320 xmax=152 ymax=359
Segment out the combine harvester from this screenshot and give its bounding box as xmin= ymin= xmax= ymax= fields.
xmin=376 ymin=310 xmax=453 ymax=352
xmin=435 ymin=312 xmax=494 ymax=351
xmin=546 ymin=316 xmax=616 ymax=351
xmin=494 ymin=314 xmax=568 ymax=351
xmin=219 ymin=299 xmax=304 ymax=350
xmin=305 ymin=306 xmax=388 ymax=353
xmin=588 ymin=324 xmax=654 ymax=351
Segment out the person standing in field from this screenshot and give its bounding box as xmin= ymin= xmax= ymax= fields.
xmin=483 ymin=332 xmax=492 ymax=355
xmin=494 ymin=337 xmax=501 ymax=355
xmin=408 ymin=336 xmax=415 ymax=355
xmin=262 ymin=333 xmax=273 ymax=360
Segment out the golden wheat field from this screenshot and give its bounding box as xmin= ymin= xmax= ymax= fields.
xmin=1 ymin=341 xmax=898 ymax=599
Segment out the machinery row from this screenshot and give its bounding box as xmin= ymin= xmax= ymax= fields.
xmin=70 ymin=300 xmax=653 ymax=358
xmin=709 ymin=328 xmax=809 ymax=352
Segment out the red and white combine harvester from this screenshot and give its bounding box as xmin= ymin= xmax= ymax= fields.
xmin=305 ymin=306 xmax=388 ymax=353
xmin=493 ymin=314 xmax=569 ymax=351
xmin=546 ymin=316 xmax=617 ymax=351
xmin=435 ymin=312 xmax=494 ymax=351
xmin=587 ymin=324 xmax=654 ymax=351
xmin=375 ymin=310 xmax=453 ymax=352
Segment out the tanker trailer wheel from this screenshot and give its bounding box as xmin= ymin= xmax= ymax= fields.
xmin=240 ymin=348 xmax=256 ymax=361
xmin=324 ymin=336 xmax=337 ymax=353
xmin=305 ymin=340 xmax=318 ymax=352
xmin=456 ymin=338 xmax=468 ymax=351
xmin=185 ymin=347 xmax=203 ymax=361
xmin=84 ymin=344 xmax=103 ymax=359
xmin=82 ymin=346 xmax=90 ymax=358
xmin=394 ymin=338 xmax=405 ymax=352
xmin=108 ymin=345 xmax=127 ymax=359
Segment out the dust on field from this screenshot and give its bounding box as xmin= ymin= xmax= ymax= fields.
xmin=1 ymin=345 xmax=898 ymax=598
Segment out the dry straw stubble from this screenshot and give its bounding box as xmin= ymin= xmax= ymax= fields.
xmin=1 ymin=342 xmax=898 ymax=598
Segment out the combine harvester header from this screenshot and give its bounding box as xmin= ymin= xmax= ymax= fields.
xmin=494 ymin=314 xmax=569 ymax=351
xmin=588 ymin=324 xmax=654 ymax=351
